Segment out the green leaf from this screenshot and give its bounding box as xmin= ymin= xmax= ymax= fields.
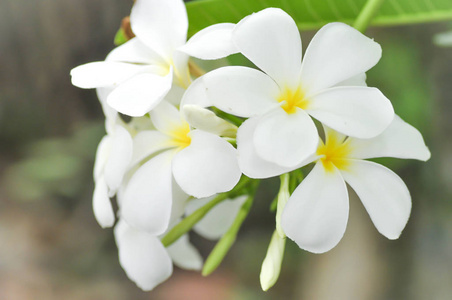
xmin=114 ymin=28 xmax=128 ymax=46
xmin=186 ymin=0 xmax=452 ymax=36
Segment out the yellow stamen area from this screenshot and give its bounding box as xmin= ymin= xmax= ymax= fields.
xmin=316 ymin=131 xmax=352 ymax=172
xmin=277 ymin=86 xmax=309 ymax=114
xmin=167 ymin=121 xmax=191 ymax=150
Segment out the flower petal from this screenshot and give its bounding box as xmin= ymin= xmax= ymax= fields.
xmin=182 ymin=105 xmax=237 ymax=138
xmin=70 ymin=61 xmax=144 ymax=89
xmin=281 ymin=162 xmax=349 ymax=253
xmin=130 ymin=0 xmax=188 ymax=59
xmin=121 ymin=151 xmax=174 ymax=234
xmin=306 ymin=86 xmax=394 ymax=139
xmin=180 ymin=76 xmax=211 ymax=108
xmin=104 ymin=125 xmax=133 ymax=193
xmin=254 ymin=108 xmax=319 ymax=168
xmin=180 ymin=23 xmax=238 ymax=60
xmin=114 ymin=220 xmax=173 ymax=291
xmin=150 ymin=101 xmax=184 ymax=135
xmin=186 ymin=195 xmax=248 ymax=240
xmin=107 ymin=71 xmax=173 ymax=117
xmin=106 ymin=37 xmax=162 ymax=64
xmin=233 ymin=8 xmax=302 ymax=88
xmin=204 ymin=66 xmax=279 ymax=117
xmin=300 ymin=23 xmax=381 ymax=96
xmin=166 ymin=234 xmax=203 ymax=271
xmin=341 ymin=160 xmax=411 ymax=240
xmin=92 ymin=176 xmax=115 ymax=228
xmin=172 ymin=130 xmax=241 ymax=198
xmin=130 ymin=130 xmax=172 ymax=167
xmin=347 ymin=115 xmax=431 ymax=161
xmin=237 ymin=117 xmax=300 ymax=178
xmin=335 ymin=73 xmax=367 ymax=87
xmin=93 ymin=135 xmax=112 ymax=181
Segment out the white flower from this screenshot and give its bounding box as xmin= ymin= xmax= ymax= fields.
xmin=92 ymin=88 xmax=133 ymax=228
xmin=114 ymin=195 xmax=247 ymax=291
xmin=70 ymin=0 xmax=190 ymax=117
xmin=121 ymin=101 xmax=241 ymax=234
xmin=281 ymin=116 xmax=431 ymax=253
xmin=194 ymin=8 xmax=394 ymax=171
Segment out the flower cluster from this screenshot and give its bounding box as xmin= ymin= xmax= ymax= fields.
xmin=71 ymin=0 xmax=430 ymax=292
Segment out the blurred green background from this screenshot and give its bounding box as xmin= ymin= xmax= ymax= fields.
xmin=0 ymin=0 xmax=451 ymax=299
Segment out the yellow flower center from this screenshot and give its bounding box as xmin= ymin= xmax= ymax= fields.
xmin=277 ymin=86 xmax=309 ymax=114
xmin=316 ymin=131 xmax=352 ymax=172
xmin=167 ymin=121 xmax=191 ymax=150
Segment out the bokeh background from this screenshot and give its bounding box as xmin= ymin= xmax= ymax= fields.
xmin=0 ymin=0 xmax=451 ymax=299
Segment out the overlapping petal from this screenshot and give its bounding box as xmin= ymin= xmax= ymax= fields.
xmin=300 ymin=22 xmax=382 ymax=96
xmin=166 ymin=234 xmax=203 ymax=270
xmin=130 ymin=130 xmax=172 ymax=167
xmin=237 ymin=117 xmax=300 ymax=178
xmin=172 ymin=130 xmax=241 ymax=198
xmin=115 ymin=220 xmax=172 ymax=291
xmin=347 ymin=115 xmax=431 ymax=161
xmin=179 ymin=23 xmax=238 ymax=60
xmin=233 ymin=8 xmax=302 ymax=88
xmin=253 ymin=108 xmax=319 ymax=167
xmin=92 ymin=176 xmax=115 ymax=228
xmin=281 ymin=163 xmax=349 ymax=253
xmin=107 ymin=71 xmax=173 ymax=117
xmin=150 ymin=100 xmax=184 ymax=135
xmin=121 ymin=151 xmax=174 ymax=234
xmin=106 ymin=38 xmax=161 ymax=64
xmin=204 ymin=66 xmax=279 ymax=117
xmin=131 ymin=0 xmax=188 ymax=59
xmin=341 ymin=160 xmax=412 ymax=240
xmin=306 ymin=87 xmax=394 ymax=138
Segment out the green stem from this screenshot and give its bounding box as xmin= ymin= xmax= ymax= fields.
xmin=161 ymin=176 xmax=252 ymax=247
xmin=353 ymin=0 xmax=386 ymax=33
xmin=202 ymin=182 xmax=258 ymax=276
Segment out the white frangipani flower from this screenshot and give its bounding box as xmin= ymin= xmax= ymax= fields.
xmin=71 ymin=0 xmax=190 ymax=117
xmin=197 ymin=8 xmax=394 ymax=170
xmin=281 ymin=116 xmax=431 ymax=253
xmin=121 ymin=101 xmax=241 ymax=234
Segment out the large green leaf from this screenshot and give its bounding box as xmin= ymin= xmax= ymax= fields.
xmin=186 ymin=0 xmax=452 ymax=36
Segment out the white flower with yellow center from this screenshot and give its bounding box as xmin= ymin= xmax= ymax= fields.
xmin=281 ymin=116 xmax=431 ymax=253
xmin=121 ymin=101 xmax=241 ymax=234
xmin=197 ymin=8 xmax=394 ymax=169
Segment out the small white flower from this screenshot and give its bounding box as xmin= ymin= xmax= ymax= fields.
xmin=281 ymin=116 xmax=431 ymax=253
xmin=71 ymin=0 xmax=191 ymax=117
xmin=121 ymin=101 xmax=241 ymax=234
xmin=196 ymin=8 xmax=394 ymax=170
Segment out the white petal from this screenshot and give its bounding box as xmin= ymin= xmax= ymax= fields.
xmin=182 ymin=105 xmax=237 ymax=138
xmin=106 ymin=37 xmax=162 ymax=64
xmin=281 ymin=162 xmax=349 ymax=253
xmin=130 ymin=130 xmax=172 ymax=167
xmin=121 ymin=151 xmax=174 ymax=234
xmin=172 ymin=130 xmax=241 ymax=198
xmin=70 ymin=62 xmax=144 ymax=89
xmin=306 ymin=86 xmax=394 ymax=139
xmin=341 ymin=160 xmax=411 ymax=240
xmin=114 ymin=220 xmax=172 ymax=291
xmin=165 ymin=84 xmax=187 ymax=106
xmin=347 ymin=115 xmax=431 ymax=161
xmin=130 ymin=0 xmax=188 ymax=59
xmin=335 ymin=73 xmax=367 ymax=87
xmin=96 ymin=88 xmax=118 ymax=131
xmin=107 ymin=71 xmax=173 ymax=117
xmin=168 ymin=179 xmax=189 ymax=225
xmin=172 ymin=50 xmax=191 ymax=88
xmin=180 ymin=23 xmax=238 ymax=60
xmin=254 ymin=108 xmax=319 ymax=168
xmin=92 ymin=176 xmax=115 ymax=228
xmin=166 ymin=235 xmax=203 ymax=271
xmin=187 ymin=195 xmax=247 ymax=240
xmin=204 ymin=66 xmax=279 ymax=117
xmin=180 ymin=76 xmax=211 ymax=108
xmin=93 ymin=135 xmax=112 ymax=181
xmin=104 ymin=125 xmax=133 ymax=193
xmin=300 ymin=23 xmax=381 ymax=96
xmin=233 ymin=8 xmax=302 ymax=88
xmin=237 ymin=117 xmax=299 ymax=179
xmin=150 ymin=101 xmax=184 ymax=135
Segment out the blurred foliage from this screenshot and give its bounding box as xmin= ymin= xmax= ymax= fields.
xmin=3 ymin=122 xmax=104 ymax=203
